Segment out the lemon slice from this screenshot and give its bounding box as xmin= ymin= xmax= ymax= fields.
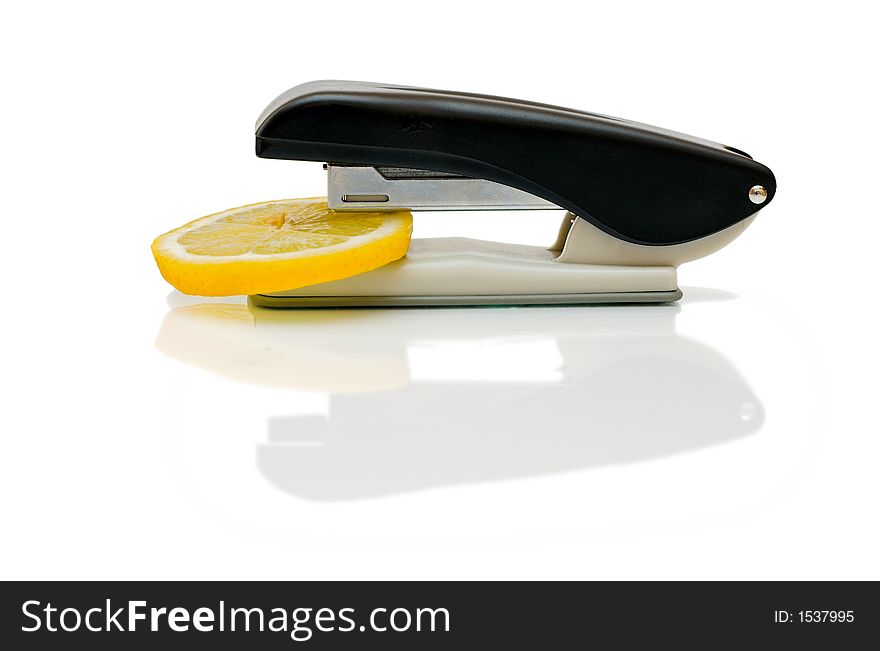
xmin=152 ymin=198 xmax=412 ymax=296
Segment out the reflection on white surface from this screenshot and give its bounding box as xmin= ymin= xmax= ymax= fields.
xmin=157 ymin=293 xmax=765 ymax=502
xmin=408 ymin=338 xmax=565 ymax=383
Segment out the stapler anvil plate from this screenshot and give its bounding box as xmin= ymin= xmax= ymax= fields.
xmin=250 ymin=81 xmax=776 ymax=307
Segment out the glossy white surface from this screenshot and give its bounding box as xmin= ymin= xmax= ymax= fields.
xmin=161 ymin=293 xmax=808 ymax=538
xmin=1 ymin=1 xmax=878 ymax=579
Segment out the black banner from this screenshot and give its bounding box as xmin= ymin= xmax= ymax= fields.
xmin=1 ymin=581 xmax=876 ymax=648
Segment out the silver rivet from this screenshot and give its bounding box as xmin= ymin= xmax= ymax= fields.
xmin=739 ymin=401 xmax=759 ymax=422
xmin=749 ymin=185 xmax=768 ymax=204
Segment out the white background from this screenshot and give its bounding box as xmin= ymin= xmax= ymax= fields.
xmin=1 ymin=1 xmax=878 ymax=579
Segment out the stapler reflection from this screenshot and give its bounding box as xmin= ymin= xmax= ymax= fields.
xmin=156 ymin=300 xmax=762 ymax=500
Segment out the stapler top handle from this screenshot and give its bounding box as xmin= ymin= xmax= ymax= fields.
xmin=255 ymin=81 xmax=775 ymax=247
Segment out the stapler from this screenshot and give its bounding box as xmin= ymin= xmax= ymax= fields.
xmin=251 ymin=81 xmax=776 ymax=307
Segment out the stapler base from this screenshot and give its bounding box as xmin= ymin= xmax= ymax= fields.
xmin=250 ymin=290 xmax=682 ymax=308
xmin=250 ymin=237 xmax=681 ymax=308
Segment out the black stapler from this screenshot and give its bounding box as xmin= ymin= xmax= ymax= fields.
xmin=252 ymin=81 xmax=775 ymax=307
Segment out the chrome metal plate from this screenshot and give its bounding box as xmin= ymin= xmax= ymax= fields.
xmin=327 ymin=164 xmax=557 ymax=211
xmin=250 ymin=289 xmax=683 ymax=308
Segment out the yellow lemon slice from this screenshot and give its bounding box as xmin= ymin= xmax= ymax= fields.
xmin=152 ymin=198 xmax=412 ymax=296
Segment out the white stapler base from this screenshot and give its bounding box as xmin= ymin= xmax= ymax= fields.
xmin=251 ymin=237 xmax=680 ymax=307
